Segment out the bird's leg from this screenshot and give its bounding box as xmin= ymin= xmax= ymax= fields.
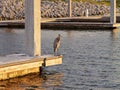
xmin=54 ymin=52 xmax=56 ymax=56
xmin=56 ymin=52 xmax=58 ymax=56
xmin=56 ymin=50 xmax=60 ymax=56
xmin=57 ymin=52 xmax=60 ymax=56
xmin=55 ymin=52 xmax=59 ymax=56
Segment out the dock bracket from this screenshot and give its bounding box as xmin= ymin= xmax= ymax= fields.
xmin=39 ymin=58 xmax=47 ymax=79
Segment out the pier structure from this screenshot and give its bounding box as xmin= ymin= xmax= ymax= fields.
xmin=0 ymin=1 xmax=120 ymax=29
xmin=25 ymin=0 xmax=41 ymax=56
xmin=0 ymin=0 xmax=62 ymax=80
xmin=0 ymin=55 xmax=62 ymax=80
xmin=68 ymin=0 xmax=72 ymax=17
xmin=110 ymin=0 xmax=116 ymax=24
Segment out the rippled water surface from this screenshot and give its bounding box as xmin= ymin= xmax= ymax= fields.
xmin=0 ymin=28 xmax=120 ymax=90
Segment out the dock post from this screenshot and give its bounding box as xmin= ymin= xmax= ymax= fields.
xmin=110 ymin=0 xmax=116 ymax=24
xmin=25 ymin=0 xmax=41 ymax=56
xmin=85 ymin=9 xmax=89 ymax=17
xmin=68 ymin=0 xmax=72 ymax=17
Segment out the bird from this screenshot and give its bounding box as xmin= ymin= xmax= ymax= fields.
xmin=53 ymin=34 xmax=61 ymax=56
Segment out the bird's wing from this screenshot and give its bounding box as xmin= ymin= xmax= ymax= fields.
xmin=53 ymin=37 xmax=60 ymax=52
xmin=53 ymin=38 xmax=57 ymax=49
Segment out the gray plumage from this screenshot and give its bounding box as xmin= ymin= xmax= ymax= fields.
xmin=53 ymin=34 xmax=61 ymax=55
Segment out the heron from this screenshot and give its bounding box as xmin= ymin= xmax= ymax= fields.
xmin=53 ymin=34 xmax=61 ymax=55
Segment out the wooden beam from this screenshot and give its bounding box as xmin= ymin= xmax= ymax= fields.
xmin=0 ymin=55 xmax=62 ymax=80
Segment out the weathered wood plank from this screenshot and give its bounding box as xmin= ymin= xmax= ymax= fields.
xmin=0 ymin=55 xmax=62 ymax=80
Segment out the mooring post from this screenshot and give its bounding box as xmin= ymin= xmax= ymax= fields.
xmin=25 ymin=0 xmax=41 ymax=56
xmin=110 ymin=0 xmax=116 ymax=24
xmin=85 ymin=9 xmax=89 ymax=17
xmin=68 ymin=0 xmax=72 ymax=17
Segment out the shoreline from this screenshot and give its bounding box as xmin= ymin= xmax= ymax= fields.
xmin=0 ymin=16 xmax=120 ymax=29
xmin=0 ymin=1 xmax=110 ymax=20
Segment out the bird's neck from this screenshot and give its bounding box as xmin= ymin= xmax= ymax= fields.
xmin=58 ymin=37 xmax=60 ymax=40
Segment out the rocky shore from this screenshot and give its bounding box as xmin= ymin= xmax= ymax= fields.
xmin=41 ymin=1 xmax=110 ymax=18
xmin=0 ymin=0 xmax=110 ymax=20
xmin=0 ymin=0 xmax=24 ymax=20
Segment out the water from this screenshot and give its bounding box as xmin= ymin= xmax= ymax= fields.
xmin=0 ymin=28 xmax=120 ymax=90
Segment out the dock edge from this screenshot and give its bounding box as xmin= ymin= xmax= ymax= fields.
xmin=0 ymin=55 xmax=62 ymax=80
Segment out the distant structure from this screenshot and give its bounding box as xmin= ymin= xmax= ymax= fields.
xmin=110 ymin=0 xmax=116 ymax=24
xmin=53 ymin=34 xmax=61 ymax=55
xmin=68 ymin=0 xmax=72 ymax=17
xmin=95 ymin=0 xmax=109 ymax=1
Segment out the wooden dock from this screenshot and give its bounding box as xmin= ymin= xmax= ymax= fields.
xmin=42 ymin=22 xmax=120 ymax=29
xmin=0 ymin=16 xmax=120 ymax=29
xmin=0 ymin=54 xmax=62 ymax=80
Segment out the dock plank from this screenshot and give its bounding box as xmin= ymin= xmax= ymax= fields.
xmin=0 ymin=55 xmax=62 ymax=80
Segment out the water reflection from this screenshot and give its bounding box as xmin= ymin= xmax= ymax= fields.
xmin=0 ymin=28 xmax=25 ymax=56
xmin=0 ymin=73 xmax=63 ymax=90
xmin=112 ymin=28 xmax=120 ymax=40
xmin=110 ymin=28 xmax=120 ymax=61
xmin=66 ymin=30 xmax=73 ymax=38
xmin=4 ymin=28 xmax=15 ymax=33
xmin=1 ymin=28 xmax=120 ymax=89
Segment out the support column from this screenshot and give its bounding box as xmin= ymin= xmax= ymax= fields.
xmin=68 ymin=0 xmax=72 ymax=17
xmin=25 ymin=0 xmax=41 ymax=56
xmin=110 ymin=0 xmax=116 ymax=24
